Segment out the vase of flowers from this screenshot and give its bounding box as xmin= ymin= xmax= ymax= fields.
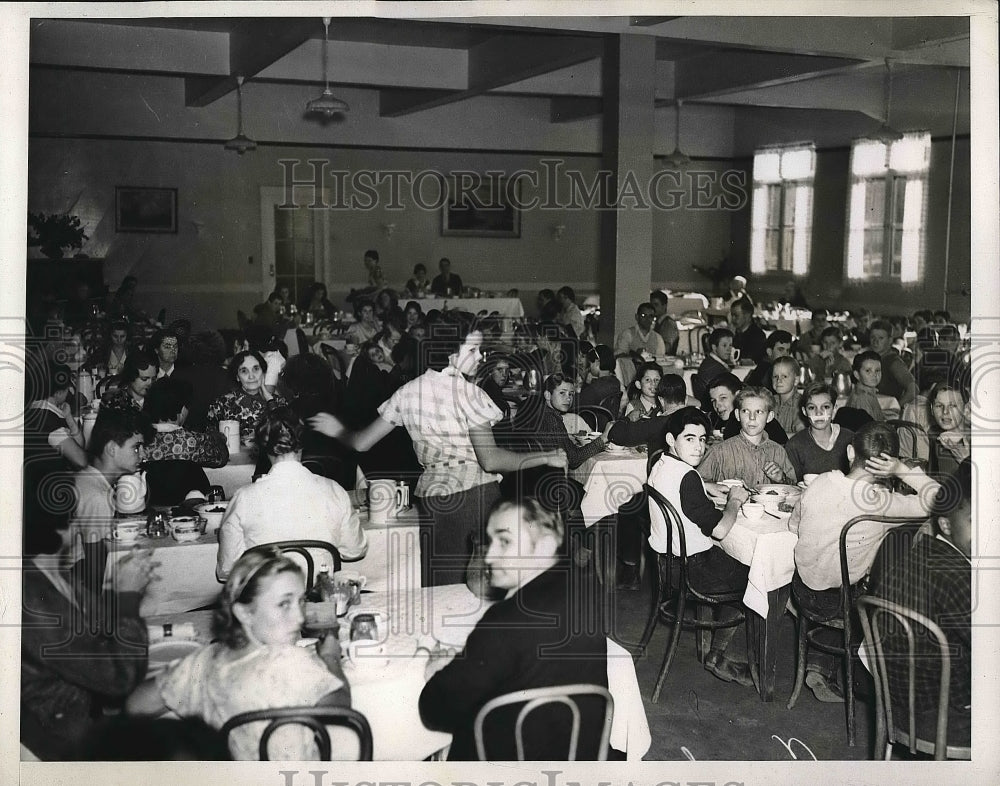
xmin=27 ymin=212 xmax=89 ymax=259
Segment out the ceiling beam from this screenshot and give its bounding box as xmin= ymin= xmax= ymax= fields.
xmin=675 ymin=51 xmax=865 ymax=100
xmin=550 ymin=96 xmax=603 ymax=123
xmin=380 ymin=33 xmax=602 ymax=117
xmin=184 ymin=18 xmax=318 ymax=107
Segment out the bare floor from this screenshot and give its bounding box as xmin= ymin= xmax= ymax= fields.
xmin=607 ymin=579 xmax=874 ymax=761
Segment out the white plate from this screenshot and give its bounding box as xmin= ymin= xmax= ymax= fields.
xmin=147 ymin=639 xmax=201 ymax=677
xmin=604 ymin=444 xmax=628 ymax=454
xmin=755 ymin=484 xmax=800 ymax=497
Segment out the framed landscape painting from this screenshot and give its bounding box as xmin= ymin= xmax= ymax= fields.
xmin=441 ymin=176 xmax=521 ymax=238
xmin=115 ymin=186 xmax=178 ymax=233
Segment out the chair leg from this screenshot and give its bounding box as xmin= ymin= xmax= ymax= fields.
xmin=695 ymin=605 xmax=712 ymax=663
xmin=651 ymin=592 xmax=686 ymax=703
xmin=845 ymin=640 xmax=856 ymax=746
xmin=844 ymin=655 xmax=856 ymax=746
xmin=787 ymin=615 xmax=809 ymax=710
xmin=635 ymin=553 xmax=664 ymax=654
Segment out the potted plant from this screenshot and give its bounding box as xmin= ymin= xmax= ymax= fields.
xmin=27 ymin=212 xmax=89 ymax=259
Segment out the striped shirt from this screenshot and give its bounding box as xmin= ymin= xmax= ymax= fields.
xmin=697 ymin=432 xmax=796 ymax=487
xmin=378 ymin=367 xmax=503 ymax=497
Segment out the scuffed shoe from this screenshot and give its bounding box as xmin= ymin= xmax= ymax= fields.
xmin=806 ymin=670 xmax=845 ymax=703
xmin=704 ymin=653 xmax=755 ymax=688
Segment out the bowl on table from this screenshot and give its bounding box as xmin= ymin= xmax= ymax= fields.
xmin=345 ymin=640 xmax=392 ymax=673
xmin=718 ymin=479 xmax=745 ymax=490
xmin=604 ymin=443 xmax=628 ymax=455
xmin=170 ymin=515 xmax=206 ymax=542
xmin=741 ymin=502 xmax=765 ymax=521
xmin=194 ymin=502 xmax=228 ymax=533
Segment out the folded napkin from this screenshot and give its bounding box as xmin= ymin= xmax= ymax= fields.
xmin=147 ymin=621 xmax=196 ymax=643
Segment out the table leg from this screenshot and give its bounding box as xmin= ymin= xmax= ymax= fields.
xmin=746 ymin=583 xmax=791 ymax=702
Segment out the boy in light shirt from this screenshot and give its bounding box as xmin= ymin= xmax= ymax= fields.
xmin=697 ymin=386 xmax=796 ymax=487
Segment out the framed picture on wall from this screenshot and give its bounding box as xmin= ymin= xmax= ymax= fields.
xmin=115 ymin=186 xmax=178 ymax=233
xmin=441 ymin=176 xmax=521 ymax=238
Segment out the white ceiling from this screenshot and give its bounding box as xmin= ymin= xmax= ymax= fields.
xmin=28 ymin=13 xmax=971 ymax=154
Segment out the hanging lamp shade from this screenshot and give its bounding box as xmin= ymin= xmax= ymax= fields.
xmin=306 ymin=17 xmax=349 ymax=117
xmin=662 ymin=100 xmax=692 ymax=169
xmin=224 ymin=75 xmax=256 ymax=154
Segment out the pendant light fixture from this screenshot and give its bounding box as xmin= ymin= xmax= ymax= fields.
xmin=662 ymin=99 xmax=692 ymax=169
xmin=306 ymin=17 xmax=349 ymax=118
xmin=224 ymin=75 xmax=256 ymax=155
xmin=870 ymin=58 xmax=904 ymax=145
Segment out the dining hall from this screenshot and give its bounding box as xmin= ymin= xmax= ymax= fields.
xmin=9 ymin=3 xmax=998 ymax=771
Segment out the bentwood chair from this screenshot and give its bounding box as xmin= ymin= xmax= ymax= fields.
xmin=244 ymin=541 xmax=343 ymax=589
xmin=220 ymin=706 xmax=373 ymax=760
xmin=473 ymin=684 xmax=613 ymax=761
xmin=857 ymin=596 xmax=971 ymax=760
xmin=886 ymin=419 xmax=930 ymax=465
xmin=644 ymin=484 xmax=746 ymax=703
xmin=787 ymin=515 xmax=927 ymax=746
xmin=577 ymin=405 xmax=616 ymax=432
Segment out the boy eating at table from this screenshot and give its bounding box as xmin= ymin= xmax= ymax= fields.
xmin=784 ymin=381 xmax=854 ymax=480
xmin=698 ymin=386 xmax=796 ymax=488
xmin=771 ymin=356 xmax=805 ymax=436
xmin=807 ymin=326 xmax=852 ymax=381
xmin=647 ymin=407 xmax=753 ymax=686
xmin=709 ymin=374 xmax=788 ymax=445
xmin=846 ymin=350 xmax=900 ymax=422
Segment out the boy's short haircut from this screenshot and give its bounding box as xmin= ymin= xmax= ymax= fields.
xmin=707 ymin=372 xmax=742 ymax=395
xmin=849 ymin=420 xmax=900 ymax=469
xmin=88 ymin=408 xmax=153 ymax=459
xmin=765 ymin=330 xmax=793 ymax=350
xmin=734 ymin=385 xmax=776 ymax=413
xmin=364 ymin=249 xmax=379 ymax=261
xmin=772 ymin=355 xmax=799 ymax=374
xmin=798 ymin=381 xmax=838 ymax=412
xmin=869 ymin=319 xmax=893 ymax=336
xmin=657 ymin=374 xmax=687 ymax=405
xmin=664 ymin=406 xmax=712 ymax=439
xmin=819 ymin=325 xmax=842 ymax=343
xmin=709 ymin=327 xmax=734 ymax=349
xmin=852 ymin=349 xmax=882 ymax=374
xmin=649 ymin=290 xmax=668 ymax=307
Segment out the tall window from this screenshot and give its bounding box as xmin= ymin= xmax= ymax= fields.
xmin=273 ymin=204 xmax=316 ymax=305
xmin=845 ymin=132 xmax=930 ymax=283
xmin=750 ymin=144 xmax=815 ymax=275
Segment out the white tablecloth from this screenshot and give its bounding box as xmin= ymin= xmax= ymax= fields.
xmin=148 ymin=583 xmax=650 ymax=760
xmin=410 ymin=296 xmax=524 ymax=319
xmin=204 ymin=448 xmax=255 ymax=499
xmin=718 ymin=511 xmax=797 ymax=618
xmin=106 ymin=508 xmax=423 ymax=616
xmin=572 ymin=449 xmax=648 ymax=527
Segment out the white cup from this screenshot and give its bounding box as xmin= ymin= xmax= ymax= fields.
xmin=219 ymin=420 xmax=241 ymax=453
xmin=730 ymin=347 xmax=741 ymax=363
xmin=368 ymin=479 xmax=396 ymax=524
xmin=346 ymin=641 xmax=390 ymax=672
xmin=112 ymin=518 xmax=144 ymax=542
xmin=741 ymin=502 xmax=765 ymax=521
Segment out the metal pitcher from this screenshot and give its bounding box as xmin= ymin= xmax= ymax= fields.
xmin=832 ymin=371 xmax=853 ymax=396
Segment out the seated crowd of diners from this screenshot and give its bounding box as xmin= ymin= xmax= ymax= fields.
xmin=20 ymin=272 xmax=973 ymax=760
